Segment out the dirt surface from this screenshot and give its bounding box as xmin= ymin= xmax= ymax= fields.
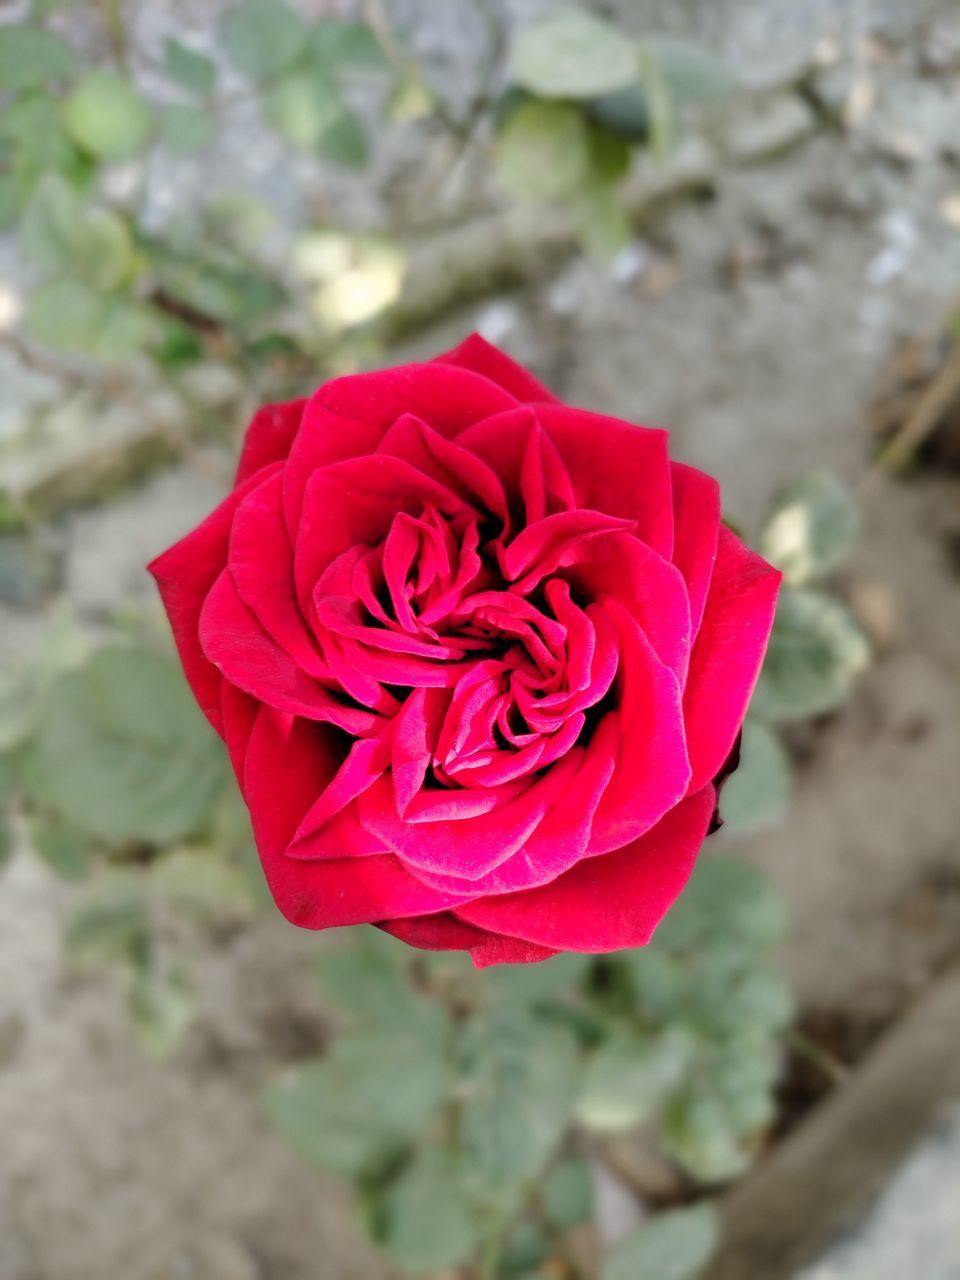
xmin=3 ymin=2 xmax=960 ymax=1278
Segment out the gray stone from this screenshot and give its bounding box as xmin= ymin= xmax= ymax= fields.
xmin=719 ymin=94 xmax=819 ymax=164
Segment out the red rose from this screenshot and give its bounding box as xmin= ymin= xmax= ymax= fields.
xmin=149 ymin=336 xmax=779 ymax=966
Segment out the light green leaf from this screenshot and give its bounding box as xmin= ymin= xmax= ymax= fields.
xmin=573 ymin=183 xmax=631 ymax=261
xmin=313 ymin=930 xmax=444 ymax=1030
xmin=752 ymin=587 xmax=870 ymax=722
xmin=264 ymin=1023 xmax=449 ymax=1176
xmin=542 ymin=1157 xmax=594 ymax=1229
xmin=485 ymin=951 xmax=589 ymax=1004
xmin=510 ymin=11 xmax=638 ymax=100
xmin=0 ymin=817 xmax=12 ymax=870
xmin=309 ymin=19 xmax=389 ymax=73
xmin=32 ymin=815 xmax=92 ymax=880
xmin=21 ymin=647 xmax=226 ymax=846
xmin=65 ymin=877 xmax=150 ymax=969
xmin=263 ymin=73 xmax=342 ymax=149
xmin=163 ymin=38 xmax=217 ymax=94
xmin=318 ymin=106 xmax=370 ymax=168
xmin=128 ymin=965 xmax=196 ymax=1057
xmin=378 ymin=1148 xmax=481 ymax=1271
xmin=603 ymin=1204 xmax=718 ymax=1280
xmin=150 ymin=847 xmax=257 ymax=920
xmin=647 ymin=39 xmax=741 ymax=107
xmin=158 ymin=103 xmax=217 ymax=154
xmin=496 ymin=100 xmax=591 ymax=202
xmin=62 ymin=71 xmax=153 ymax=162
xmin=458 ymin=1008 xmax=580 ymax=1205
xmin=0 ymin=25 xmax=75 ymax=92
xmin=720 ymin=721 xmax=791 ymax=834
xmin=22 ymin=175 xmax=134 ymax=289
xmin=656 ymin=855 xmax=787 ymax=952
xmin=760 ymin=471 xmax=860 ymax=585
xmin=221 ymin=0 xmax=307 ymax=80
xmin=661 ymin=1087 xmax=750 ymax=1182
xmin=26 ymin=280 xmax=159 ymax=361
xmin=578 ymin=1028 xmax=694 ymax=1133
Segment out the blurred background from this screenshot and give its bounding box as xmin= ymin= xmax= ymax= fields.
xmin=1 ymin=1 xmax=959 ymax=1278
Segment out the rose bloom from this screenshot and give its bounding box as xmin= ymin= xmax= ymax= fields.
xmin=150 ymin=336 xmax=780 ymax=966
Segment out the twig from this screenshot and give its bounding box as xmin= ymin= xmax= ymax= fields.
xmin=863 ymin=343 xmax=960 ymax=492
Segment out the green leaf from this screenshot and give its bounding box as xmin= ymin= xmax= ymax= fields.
xmin=457 ymin=1008 xmax=580 ymax=1205
xmin=163 ymin=38 xmax=217 ymax=94
xmin=32 ymin=815 xmax=92 ymax=880
xmin=63 ymin=71 xmax=152 ymax=162
xmin=760 ymin=471 xmax=861 ymax=585
xmin=719 ymin=721 xmax=791 ymax=835
xmin=158 ymin=103 xmax=217 ymax=154
xmin=128 ymin=965 xmax=196 ymax=1057
xmin=661 ymin=1087 xmax=750 ymax=1182
xmin=26 ymin=280 xmax=159 ymax=360
xmin=510 ymin=11 xmax=638 ymax=100
xmin=318 ymin=106 xmax=370 ymax=168
xmin=313 ymin=930 xmax=442 ymax=1030
xmin=587 ymin=86 xmax=650 ymax=143
xmin=502 ymin=1220 xmax=550 ymax=1272
xmin=309 ymin=19 xmax=389 ymax=73
xmin=542 ymin=1157 xmax=594 ymax=1229
xmin=65 ymin=877 xmax=150 ymax=968
xmin=263 ymin=73 xmax=342 ymax=149
xmin=647 ymin=39 xmax=741 ymax=108
xmin=22 ymin=174 xmax=134 ymax=289
xmin=21 ymin=647 xmax=226 ymax=846
xmin=377 ymin=1148 xmax=481 ymax=1271
xmin=485 ymin=951 xmax=590 ymax=1004
xmin=0 ymin=93 xmax=90 ymax=216
xmin=573 ymin=183 xmax=631 ymax=261
xmin=0 ymin=25 xmax=75 ymax=92
xmin=0 ymin=817 xmax=12 ymax=870
xmin=150 ymin=846 xmax=257 ymax=921
xmin=603 ymin=1204 xmax=718 ymax=1280
xmin=265 ymin=1022 xmax=449 ymax=1176
xmin=579 ymin=1028 xmax=695 ymax=1132
xmin=496 ymin=100 xmax=591 ymax=202
xmin=656 ymin=855 xmax=787 ymax=952
xmin=752 ymin=588 xmax=870 ymax=722
xmin=221 ymin=0 xmax=307 ymax=80
xmin=143 ymin=236 xmax=287 ymax=328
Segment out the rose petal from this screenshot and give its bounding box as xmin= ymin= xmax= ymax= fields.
xmin=378 ymin=914 xmax=557 ymax=966
xmin=235 ymin=399 xmax=306 ymax=486
xmin=671 ymin=462 xmax=720 ymax=637
xmin=455 ymin=786 xmax=716 ymax=952
xmin=435 ymin=333 xmax=559 ymax=404
xmin=683 ymin=525 xmax=781 ymax=791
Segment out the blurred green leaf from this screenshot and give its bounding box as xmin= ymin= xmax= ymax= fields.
xmin=128 ymin=964 xmax=196 ymax=1057
xmin=573 ymin=183 xmax=631 ymax=261
xmin=458 ymin=1008 xmax=580 ymax=1206
xmin=760 ymin=470 xmax=860 ymax=585
xmin=510 ymin=11 xmax=638 ymax=100
xmin=578 ymin=1028 xmax=694 ymax=1132
xmin=496 ymin=101 xmax=591 ymax=202
xmin=752 ymin=587 xmax=870 ymax=722
xmin=150 ymin=846 xmax=257 ymax=920
xmin=647 ymin=39 xmax=741 ymax=107
xmin=485 ymin=951 xmax=589 ymax=1004
xmin=163 ymin=38 xmax=217 ymax=94
xmin=502 ymin=1219 xmax=550 ymax=1272
xmin=0 ymin=817 xmax=12 ymax=870
xmin=65 ymin=877 xmax=150 ymax=968
xmin=22 ymin=647 xmax=226 ymax=846
xmin=542 ymin=1157 xmax=594 ymax=1229
xmin=22 ymin=174 xmax=134 ymax=289
xmin=0 ymin=93 xmax=90 ymax=219
xmin=313 ymin=930 xmax=442 ymax=1029
xmin=719 ymin=721 xmax=791 ymax=834
xmin=62 ymin=71 xmax=153 ymax=162
xmin=603 ymin=1204 xmax=718 ymax=1280
xmin=143 ymin=236 xmax=287 ymax=328
xmin=318 ymin=106 xmax=370 ymax=168
xmin=263 ymin=72 xmax=342 ymax=149
xmin=386 ymin=73 xmax=436 ymax=123
xmin=377 ymin=1147 xmax=481 ymax=1271
xmin=661 ymin=1085 xmax=750 ymax=1182
xmin=587 ymin=85 xmax=650 ymax=142
xmin=26 ymin=280 xmax=159 ymax=360
xmin=221 ymin=0 xmax=307 ymax=80
xmin=656 ymin=854 xmax=787 ymax=952
xmin=158 ymin=103 xmax=217 ymax=154
xmin=310 ymin=19 xmax=389 ymax=73
xmin=32 ymin=814 xmax=92 ymax=880
xmin=0 ymin=25 xmax=75 ymax=92
xmin=264 ymin=1021 xmax=449 ymax=1176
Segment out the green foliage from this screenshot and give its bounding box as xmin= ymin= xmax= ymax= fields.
xmin=496 ymin=101 xmax=592 ymax=202
xmin=753 ymin=587 xmax=870 ymax=722
xmin=760 ymin=470 xmax=861 ymax=585
xmin=0 ymin=25 xmax=75 ymax=92
xmin=31 ymin=814 xmax=92 ymax=880
xmin=375 ymin=1148 xmax=482 ymax=1271
xmin=603 ymin=1204 xmax=718 ymax=1280
xmin=720 ymin=721 xmax=792 ymax=834
xmin=309 ymin=20 xmax=389 ymax=74
xmin=21 ymin=646 xmax=226 ymax=846
xmin=510 ymin=11 xmax=639 ymax=100
xmin=220 ymin=0 xmax=308 ymax=80
xmin=62 ymin=71 xmax=153 ymax=162
xmin=22 ymin=174 xmax=134 ymax=289
xmin=541 ymin=1157 xmax=593 ymax=1229
xmin=128 ymin=964 xmax=196 ymax=1057
xmin=163 ymin=38 xmax=217 ymax=95
xmin=647 ymin=38 xmax=742 ymax=108
xmin=578 ymin=1027 xmax=695 ymax=1132
xmin=263 ymin=72 xmax=342 ymax=149
xmin=158 ymin=104 xmax=217 ymax=155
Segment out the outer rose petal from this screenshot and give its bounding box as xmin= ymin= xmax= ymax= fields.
xmin=455 ymin=786 xmax=716 ymax=952
xmin=235 ymin=399 xmax=306 ymax=486
xmin=147 ymin=461 xmax=282 ymax=734
xmin=378 ymin=915 xmax=557 ymax=967
xmin=670 ymin=461 xmax=720 ymax=637
xmin=243 ymin=706 xmax=465 ymax=927
xmin=435 ymin=333 xmax=559 ymax=404
xmin=683 ymin=526 xmax=781 ymax=792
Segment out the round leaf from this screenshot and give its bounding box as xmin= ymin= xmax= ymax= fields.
xmin=496 ymin=100 xmax=591 ymax=202
xmin=752 ymin=588 xmax=870 ymax=722
xmin=603 ymin=1204 xmax=718 ymax=1280
xmin=32 ymin=816 xmax=92 ymax=880
xmin=378 ymin=1148 xmax=481 ymax=1271
xmin=719 ymin=721 xmax=792 ymax=834
xmin=21 ymin=647 xmax=226 ymax=845
xmin=542 ymin=1157 xmax=594 ymax=1229
xmin=656 ymin=854 xmax=787 ymax=951
xmin=0 ymin=26 xmax=75 ymax=92
xmin=510 ymin=11 xmax=639 ymax=100
xmin=163 ymin=38 xmax=216 ymax=94
xmin=579 ymin=1028 xmax=694 ymax=1133
xmin=760 ymin=470 xmax=861 ymax=585
xmin=220 ymin=0 xmax=307 ymax=80
xmin=263 ymin=73 xmax=341 ymax=149
xmin=63 ymin=71 xmax=152 ymax=162
xmin=158 ymin=103 xmax=217 ymax=154
xmin=22 ymin=175 xmax=134 ymax=289
xmin=309 ymin=19 xmax=388 ymax=73
xmin=318 ymin=106 xmax=370 ymax=168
